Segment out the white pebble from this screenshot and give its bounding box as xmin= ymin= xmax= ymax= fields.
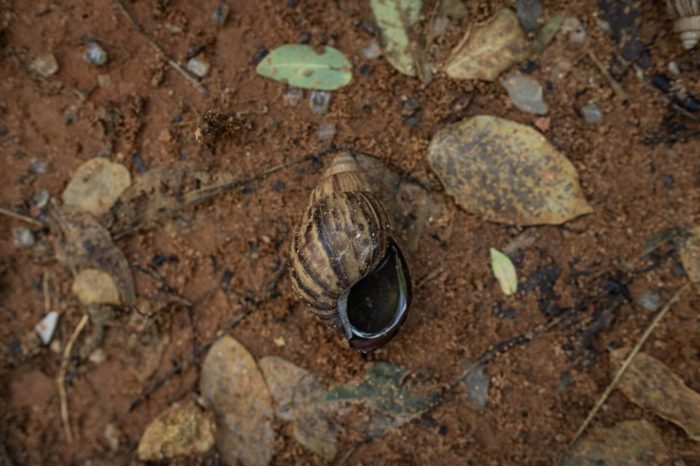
xmin=361 ymin=40 xmax=382 ymax=60
xmin=317 ymin=122 xmax=336 ymax=141
xmin=35 ymin=311 xmax=60 ymax=345
xmin=186 ymin=57 xmax=210 ymax=78
xmin=30 ymin=53 xmax=59 ymax=77
xmin=310 ymin=90 xmax=331 ymax=114
xmin=562 ymin=17 xmax=587 ymax=45
xmin=85 ymin=42 xmax=108 ymax=66
xmin=13 ymin=227 xmax=35 ymax=248
xmin=668 ymin=61 xmax=680 ymax=76
xmin=581 ymin=102 xmax=603 ymax=124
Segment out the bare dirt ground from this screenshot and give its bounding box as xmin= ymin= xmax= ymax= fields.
xmin=1 ymin=0 xmax=699 ymax=465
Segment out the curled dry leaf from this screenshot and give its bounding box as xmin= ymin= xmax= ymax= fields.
xmin=259 ymin=356 xmax=337 ymax=461
xmin=444 ymin=8 xmax=529 ymax=81
xmin=62 ymin=158 xmax=131 ymax=216
xmin=72 ymin=268 xmax=121 ymax=306
xmin=370 ymin=0 xmax=423 ymax=76
xmin=137 ymin=399 xmax=215 ymax=462
xmin=611 ymin=348 xmax=700 ymax=442
xmin=564 ymin=420 xmax=668 ymax=466
xmin=106 ymin=161 xmax=235 ymax=238
xmin=490 ymin=248 xmax=517 ymax=296
xmin=679 ymin=226 xmax=700 ymax=292
xmin=427 ymin=115 xmax=593 ymax=225
xmin=50 ymin=205 xmax=135 ymax=305
xmin=200 ymin=336 xmax=274 ymax=466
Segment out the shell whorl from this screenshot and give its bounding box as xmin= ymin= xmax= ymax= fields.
xmin=667 ymin=0 xmax=700 ymax=49
xmin=289 ymin=152 xmax=390 ymax=322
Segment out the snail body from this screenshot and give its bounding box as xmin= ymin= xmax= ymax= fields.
xmin=289 ymin=151 xmax=411 ymax=351
xmin=667 ymin=0 xmax=700 ymax=49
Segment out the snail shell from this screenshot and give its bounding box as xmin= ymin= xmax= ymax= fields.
xmin=667 ymin=0 xmax=700 ymax=49
xmin=289 ymin=151 xmax=411 ymax=351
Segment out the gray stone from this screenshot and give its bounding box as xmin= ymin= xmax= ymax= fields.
xmin=562 ymin=17 xmax=587 ymax=45
xmin=464 ymin=363 xmax=489 ymax=410
xmin=310 ymin=90 xmax=331 ymax=115
xmin=13 ymin=227 xmax=35 ymax=248
xmin=29 ymin=157 xmax=49 ymax=174
xmin=502 ymin=72 xmax=548 ymax=115
xmin=85 ymin=42 xmax=108 ymax=66
xmin=515 ymin=0 xmax=542 ymax=34
xmin=581 ymin=102 xmax=602 ymax=124
xmin=32 ymin=189 xmax=50 ymax=209
xmin=317 ymin=122 xmax=336 ymax=141
xmin=211 ymin=3 xmax=230 ymax=26
xmin=282 ymin=87 xmax=303 ymax=107
xmin=361 ymin=40 xmax=382 ymax=60
xmin=30 ymin=53 xmax=59 ymax=77
xmin=186 ymin=57 xmax=210 ymax=78
xmin=637 ymin=291 xmax=661 ymax=312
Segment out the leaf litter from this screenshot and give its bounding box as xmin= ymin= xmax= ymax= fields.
xmin=490 ymin=248 xmax=518 ymax=296
xmin=62 ymin=157 xmax=131 ymax=216
xmin=427 ymin=115 xmax=593 ymax=225
xmin=256 ymin=44 xmax=353 ymax=90
xmin=370 ymin=0 xmax=423 ymax=77
xmin=679 ymin=225 xmax=700 ymax=292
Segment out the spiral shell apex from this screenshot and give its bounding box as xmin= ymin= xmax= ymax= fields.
xmin=667 ymin=0 xmax=700 ymax=49
xmin=289 ymin=151 xmax=411 ymax=351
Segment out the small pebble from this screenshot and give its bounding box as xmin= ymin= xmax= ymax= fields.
xmin=562 ymin=17 xmax=587 ymax=45
xmin=186 ymin=56 xmax=210 ymax=78
xmin=637 ymin=291 xmax=661 ymax=312
xmin=310 ymin=90 xmax=331 ymax=114
xmin=29 ymin=157 xmax=49 ymax=174
xmin=85 ymin=42 xmax=108 ymax=66
xmin=35 ymin=311 xmax=60 ymax=345
xmin=317 ymin=122 xmax=336 ymax=141
xmin=30 ymin=53 xmax=59 ymax=77
xmin=662 ymin=175 xmax=674 ymax=189
xmin=13 ymin=227 xmax=35 ymax=248
xmin=359 ymin=63 xmax=373 ymax=75
xmin=404 ymin=113 xmax=420 ymax=127
xmin=580 ymin=102 xmax=602 ymax=124
xmin=400 ymin=96 xmax=420 ymax=117
xmin=519 ymin=60 xmax=539 ymax=74
xmin=360 ymin=19 xmax=380 ymax=35
xmin=668 ymin=61 xmax=680 ymax=76
xmin=251 ymin=46 xmax=269 ymax=65
xmin=271 ymin=180 xmax=286 ymax=192
xmin=464 ymin=363 xmax=489 ymax=411
xmin=211 ymin=3 xmax=230 ymax=26
xmin=515 ymin=0 xmax=543 ymax=34
xmin=132 ymin=153 xmax=148 ymax=173
xmin=298 ymin=31 xmax=312 ymax=44
xmin=97 ymin=74 xmax=111 ymax=88
xmin=282 ymin=87 xmax=303 ymax=106
xmin=103 ymin=423 xmax=121 ymax=452
xmin=31 ymin=189 xmax=50 ymax=209
xmin=361 ymin=40 xmax=382 ymax=60
xmin=502 ymin=72 xmax=548 ymax=115
xmin=89 ymin=348 xmax=107 ymax=364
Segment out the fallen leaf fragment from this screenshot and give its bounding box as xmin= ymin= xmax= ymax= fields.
xmin=427 ymin=115 xmax=593 ymax=225
xmin=679 ymin=226 xmax=700 ymax=292
xmin=564 ymin=420 xmax=668 ymax=466
xmin=259 ymin=356 xmax=337 ymax=461
xmin=200 ymin=336 xmax=274 ymax=466
xmin=490 ymin=248 xmax=517 ymax=295
xmin=72 ymin=268 xmax=121 ymax=305
xmin=62 ymin=158 xmax=131 ymax=216
xmin=611 ymin=348 xmax=700 ymax=442
xmin=50 ymin=205 xmax=135 ymax=305
xmin=256 ymin=44 xmax=353 ymax=90
xmin=371 ymin=0 xmax=423 ymax=76
xmin=137 ymin=399 xmax=215 ymax=462
xmin=445 ymin=8 xmax=529 ymax=81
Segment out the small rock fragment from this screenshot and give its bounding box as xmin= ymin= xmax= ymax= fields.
xmin=35 ymin=311 xmax=60 ymax=345
xmin=211 ymin=3 xmax=230 ymax=25
xmin=137 ymin=399 xmax=215 ymax=462
xmin=85 ymin=42 xmax=108 ymax=66
xmin=32 ymin=189 xmax=50 ymax=209
xmin=561 ymin=17 xmax=587 ymax=45
xmin=186 ymin=57 xmax=210 ymax=78
xmin=89 ymin=348 xmax=107 ymax=364
xmin=30 ymin=53 xmax=59 ymax=77
xmin=581 ymin=102 xmax=602 ymax=124
xmin=515 ymin=0 xmax=542 ymax=34
xmin=502 ymin=72 xmax=548 ymax=115
xmin=251 ymin=46 xmax=269 ymax=65
xmin=637 ymin=291 xmax=661 ymax=312
xmin=72 ymin=268 xmax=121 ymax=306
xmin=104 ymin=423 xmax=121 ymax=452
xmin=13 ymin=227 xmax=35 ymax=248
xmin=361 ymin=40 xmax=382 ymax=60
xmin=464 ymin=363 xmax=489 ymax=410
xmin=310 ymin=90 xmax=331 ymax=114
xmin=282 ymin=87 xmax=303 ymax=106
xmin=317 ymin=122 xmax=336 ymax=141
xmin=668 ymin=61 xmax=680 ymax=76
xmin=29 ymin=157 xmax=49 ymax=174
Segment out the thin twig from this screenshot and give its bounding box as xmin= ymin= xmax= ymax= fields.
xmin=0 ymin=207 xmax=43 ymax=227
xmin=43 ymin=272 xmax=51 ymax=313
xmin=112 ymin=0 xmax=209 ymax=97
xmin=586 ymin=49 xmax=628 ymax=103
xmin=58 ymin=313 xmax=89 ymax=443
xmin=567 ymin=283 xmax=690 ymax=448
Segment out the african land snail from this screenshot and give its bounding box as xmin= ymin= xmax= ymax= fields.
xmin=667 ymin=0 xmax=700 ymax=49
xmin=289 ymin=151 xmax=411 ymax=352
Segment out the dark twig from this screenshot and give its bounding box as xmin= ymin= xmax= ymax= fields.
xmin=112 ymin=0 xmax=209 ymax=97
xmin=0 ymin=207 xmax=43 ymax=227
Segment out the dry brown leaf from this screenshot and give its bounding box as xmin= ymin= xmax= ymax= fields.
xmin=444 ymin=8 xmax=529 ymax=81
xmin=72 ymin=268 xmax=120 ymax=305
xmin=611 ymin=348 xmax=700 ymax=442
xmin=106 ymin=161 xmax=235 ymax=238
xmin=259 ymin=356 xmax=337 ymax=461
xmin=62 ymin=158 xmax=131 ymax=216
xmin=427 ymin=115 xmax=593 ymax=225
xmin=137 ymin=399 xmax=215 ymax=462
xmin=50 ymin=205 xmax=135 ymax=305
xmin=564 ymin=420 xmax=668 ymax=466
xmin=679 ymin=226 xmax=700 ymax=292
xmin=200 ymin=336 xmax=274 ymax=466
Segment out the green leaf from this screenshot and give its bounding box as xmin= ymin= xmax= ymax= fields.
xmin=490 ymin=248 xmax=518 ymax=296
xmin=532 ymin=11 xmax=565 ymax=55
xmin=370 ymin=0 xmax=423 ymax=76
xmin=255 ymin=44 xmax=352 ymax=90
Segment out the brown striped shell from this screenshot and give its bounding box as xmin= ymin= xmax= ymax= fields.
xmin=667 ymin=0 xmax=700 ymax=49
xmin=289 ymin=151 xmax=410 ymax=351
